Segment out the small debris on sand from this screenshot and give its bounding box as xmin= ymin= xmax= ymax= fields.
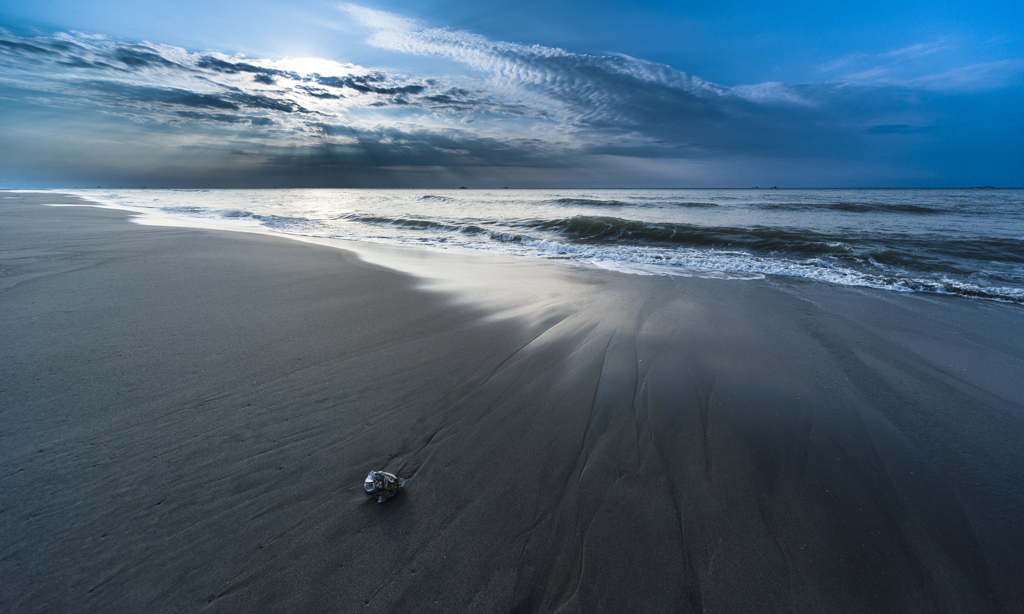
xmin=364 ymin=470 xmax=405 ymax=503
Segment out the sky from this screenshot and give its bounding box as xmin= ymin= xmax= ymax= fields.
xmin=0 ymin=0 xmax=1022 ymax=187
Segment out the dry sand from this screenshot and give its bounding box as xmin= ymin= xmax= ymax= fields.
xmin=2 ymin=192 xmax=1023 ymax=613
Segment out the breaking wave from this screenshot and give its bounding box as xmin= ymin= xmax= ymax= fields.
xmin=551 ymin=197 xmax=627 ymax=207
xmin=761 ymin=201 xmax=941 ymax=214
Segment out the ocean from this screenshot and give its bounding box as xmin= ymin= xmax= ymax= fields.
xmin=67 ymin=188 xmax=1024 ymax=303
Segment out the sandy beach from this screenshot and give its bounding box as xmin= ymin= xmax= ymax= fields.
xmin=2 ymin=192 xmax=1023 ymax=613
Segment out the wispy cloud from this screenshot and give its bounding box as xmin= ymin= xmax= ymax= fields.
xmin=882 ymin=41 xmax=951 ymax=59
xmin=342 ymin=5 xmax=797 ymax=119
xmin=0 ymin=6 xmax=1020 ymax=188
xmin=816 ymin=38 xmax=1023 ymax=90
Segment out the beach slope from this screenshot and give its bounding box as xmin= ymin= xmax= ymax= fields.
xmin=2 ymin=193 xmax=1023 ymax=613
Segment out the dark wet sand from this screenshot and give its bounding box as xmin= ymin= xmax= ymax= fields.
xmin=2 ymin=192 xmax=1023 ymax=613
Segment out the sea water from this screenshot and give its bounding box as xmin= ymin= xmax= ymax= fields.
xmin=66 ymin=188 xmax=1024 ymax=303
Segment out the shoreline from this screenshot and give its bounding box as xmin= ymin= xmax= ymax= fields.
xmin=2 ymin=192 xmax=1023 ymax=612
xmin=13 ymin=187 xmax=1024 ymax=306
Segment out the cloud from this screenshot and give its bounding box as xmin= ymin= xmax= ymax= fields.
xmin=0 ymin=27 xmax=533 ymax=126
xmin=0 ymin=11 xmax=1021 ymax=187
xmin=80 ymin=81 xmax=241 ymax=110
xmin=0 ymin=38 xmax=56 ymax=55
xmin=174 ymin=110 xmax=264 ymax=124
xmin=882 ymin=41 xmax=950 ymax=59
xmin=816 ymin=38 xmax=1023 ymax=91
xmin=343 ymin=5 xmax=738 ymax=122
xmin=339 ymin=4 xmax=866 ymax=160
xmin=111 ymin=46 xmax=181 ymax=69
xmin=906 ymin=59 xmax=1024 ymax=90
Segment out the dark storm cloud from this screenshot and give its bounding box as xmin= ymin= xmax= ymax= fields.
xmin=81 ymin=80 xmax=240 ymax=110
xmin=195 ymin=55 xmax=266 ymax=73
xmin=58 ymin=56 xmax=116 ymax=69
xmin=112 ymin=46 xmax=180 ymax=69
xmin=194 ymin=55 xmax=300 ymax=81
xmin=175 ymin=110 xmax=246 ymax=123
xmin=295 ymin=85 xmax=343 ymax=99
xmin=266 ymin=125 xmax=570 ymax=176
xmin=315 ymin=73 xmax=426 ymax=96
xmin=174 ymin=110 xmax=275 ymax=125
xmin=0 ymin=38 xmax=55 ymax=54
xmin=80 ymin=79 xmax=306 ymax=113
xmin=229 ymin=92 xmax=303 ymax=113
